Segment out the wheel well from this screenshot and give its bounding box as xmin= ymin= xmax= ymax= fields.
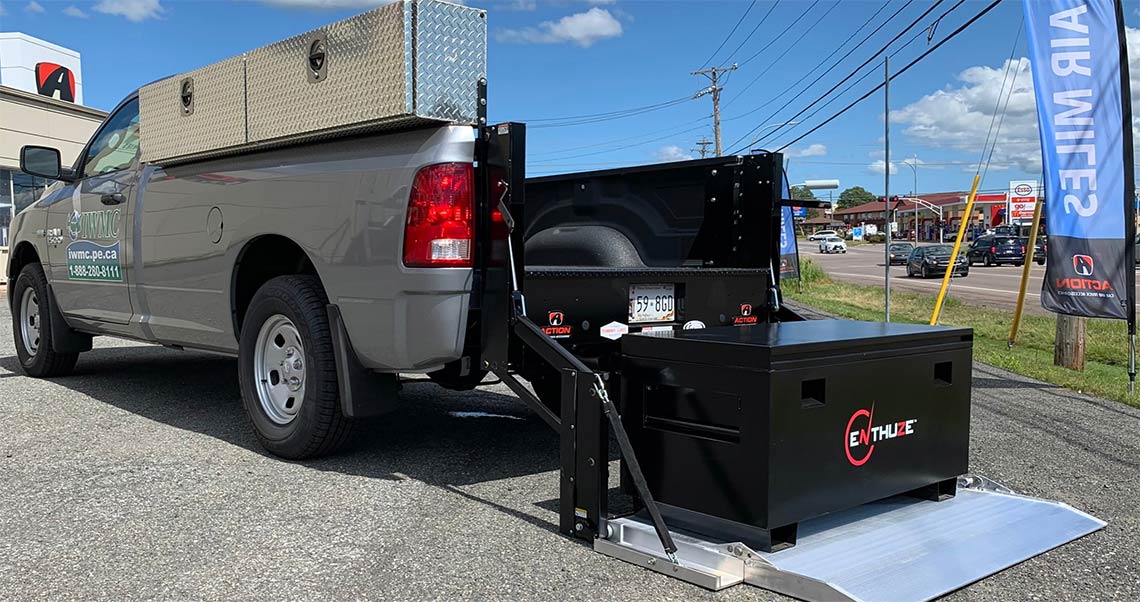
xmin=7 ymin=243 xmax=40 ymax=307
xmin=232 ymin=235 xmax=320 ymax=336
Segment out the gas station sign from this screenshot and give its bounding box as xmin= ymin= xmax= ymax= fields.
xmin=1008 ymin=180 xmax=1039 ymax=222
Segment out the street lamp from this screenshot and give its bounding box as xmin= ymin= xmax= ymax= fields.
xmin=900 ymin=154 xmax=918 ymax=242
xmin=748 ymin=120 xmax=800 ymax=153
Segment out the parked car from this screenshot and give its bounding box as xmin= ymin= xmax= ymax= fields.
xmin=966 ymin=236 xmax=1026 ymax=267
xmin=907 ymin=245 xmax=969 ymax=278
xmin=887 ymin=242 xmax=914 ymax=265
xmin=1022 ymin=237 xmax=1046 ymax=265
xmin=808 ymin=229 xmax=838 ymax=242
xmin=819 ymin=236 xmax=847 ymax=254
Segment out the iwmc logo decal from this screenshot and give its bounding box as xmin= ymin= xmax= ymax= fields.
xmin=844 ymin=403 xmax=917 ymax=467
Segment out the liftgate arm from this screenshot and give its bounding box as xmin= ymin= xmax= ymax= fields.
xmin=493 ymin=315 xmax=678 ymax=558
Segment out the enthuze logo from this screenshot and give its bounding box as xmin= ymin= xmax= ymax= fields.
xmin=845 ymin=403 xmax=917 ymax=467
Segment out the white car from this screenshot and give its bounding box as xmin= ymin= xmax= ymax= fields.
xmin=819 ymin=236 xmax=847 ymax=254
xmin=808 ymin=229 xmax=838 ymax=242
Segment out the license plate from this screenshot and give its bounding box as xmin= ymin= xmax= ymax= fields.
xmin=629 ymin=284 xmax=676 ymax=324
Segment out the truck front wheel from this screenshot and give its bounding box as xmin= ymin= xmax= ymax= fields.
xmin=239 ymin=275 xmax=353 ymax=459
xmin=11 ymin=263 xmax=79 ymax=377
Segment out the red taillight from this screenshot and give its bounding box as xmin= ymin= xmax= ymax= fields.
xmin=990 ymin=246 xmax=997 ymax=254
xmin=1021 ymin=246 xmax=1026 ymax=253
xmin=403 ymin=163 xmax=474 ymax=267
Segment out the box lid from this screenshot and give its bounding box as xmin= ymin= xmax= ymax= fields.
xmin=621 ymin=320 xmax=973 ymax=369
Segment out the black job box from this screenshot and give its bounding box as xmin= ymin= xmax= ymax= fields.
xmin=620 ymin=320 xmax=973 ymax=551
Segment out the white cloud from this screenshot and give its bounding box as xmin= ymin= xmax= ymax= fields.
xmin=890 ymin=27 xmax=1140 ymax=174
xmin=788 ymin=143 xmax=827 ymax=158
xmin=654 ymin=145 xmax=693 ymax=163
xmin=25 ymin=0 xmax=44 ymax=13
xmin=868 ymin=160 xmax=897 ymax=176
xmin=496 ymin=7 xmax=622 ymax=47
xmin=94 ymin=0 xmax=164 ymax=21
xmin=62 ymin=5 xmax=88 ymax=17
xmin=262 ymin=0 xmax=395 ymax=7
xmin=503 ymin=0 xmax=536 ymax=10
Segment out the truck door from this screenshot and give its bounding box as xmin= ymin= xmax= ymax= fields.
xmin=46 ymin=97 xmax=139 ymax=326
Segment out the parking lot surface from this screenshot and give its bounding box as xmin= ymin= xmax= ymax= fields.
xmin=2 ymin=303 xmax=1139 ymax=601
xmin=807 ymin=243 xmax=1140 ymax=315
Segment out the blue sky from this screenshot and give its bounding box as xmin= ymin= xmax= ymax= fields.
xmin=1 ymin=0 xmax=1138 ymax=197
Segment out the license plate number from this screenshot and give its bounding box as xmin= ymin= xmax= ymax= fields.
xmin=629 ymin=284 xmax=676 ymax=323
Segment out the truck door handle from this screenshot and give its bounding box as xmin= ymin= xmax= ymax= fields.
xmin=101 ymin=192 xmax=125 ymax=205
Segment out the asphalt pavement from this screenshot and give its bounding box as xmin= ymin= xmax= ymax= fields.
xmin=1 ymin=302 xmax=1139 ymax=601
xmin=806 ymin=242 xmax=1111 ymax=315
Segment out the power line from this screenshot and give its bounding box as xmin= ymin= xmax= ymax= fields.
xmin=770 ymin=0 xmax=1005 ymax=154
xmin=526 ymin=96 xmax=695 ymax=129
xmin=725 ymin=0 xmax=864 ymax=109
xmin=719 ymin=0 xmax=782 ymax=65
xmin=697 ymin=0 xmax=756 ymax=71
xmin=529 ymin=116 xmax=709 ymax=157
xmin=530 ymin=123 xmax=710 ymax=163
xmin=724 ymin=0 xmax=907 ymax=119
xmin=736 ymin=0 xmax=822 ymax=69
xmin=979 ymin=22 xmax=1024 ymax=184
xmin=730 ymin=0 xmax=958 ymax=153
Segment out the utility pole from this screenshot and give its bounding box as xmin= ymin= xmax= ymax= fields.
xmin=692 ymin=63 xmax=738 ymax=156
xmin=692 ymin=137 xmax=714 ymax=159
xmin=883 ymin=55 xmax=892 ymax=322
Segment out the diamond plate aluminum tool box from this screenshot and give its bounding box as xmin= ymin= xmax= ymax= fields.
xmin=139 ymin=0 xmax=486 ymax=164
xmin=138 ymin=56 xmax=247 ymax=164
xmin=620 ymin=320 xmax=973 ymax=551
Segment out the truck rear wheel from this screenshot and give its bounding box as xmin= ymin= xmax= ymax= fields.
xmin=11 ymin=263 xmax=79 ymax=377
xmin=238 ymin=275 xmax=353 ymax=459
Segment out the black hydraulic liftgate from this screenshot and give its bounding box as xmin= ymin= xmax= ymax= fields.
xmin=472 ymin=122 xmax=820 ymax=556
xmin=474 ymin=122 xmax=676 ymax=556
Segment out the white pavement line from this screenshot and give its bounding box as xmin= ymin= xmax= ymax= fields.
xmin=825 ymin=271 xmax=1042 ymax=298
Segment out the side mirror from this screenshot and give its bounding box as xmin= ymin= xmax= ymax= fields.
xmin=20 ymin=145 xmax=65 ymax=180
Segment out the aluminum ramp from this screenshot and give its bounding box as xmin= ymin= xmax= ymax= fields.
xmin=596 ymin=477 xmax=1106 ymax=601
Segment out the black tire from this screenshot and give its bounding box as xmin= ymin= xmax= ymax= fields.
xmin=238 ymin=275 xmax=353 ymax=459
xmin=984 ymin=254 xmax=993 ymax=267
xmin=922 ymin=266 xmax=930 ymax=279
xmin=11 ymin=263 xmax=79 ymax=377
xmin=1014 ymin=262 xmax=1023 ymax=267
xmin=1037 ymin=259 xmax=1045 ymax=266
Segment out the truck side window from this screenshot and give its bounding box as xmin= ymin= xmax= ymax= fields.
xmin=82 ymin=98 xmax=141 ymax=178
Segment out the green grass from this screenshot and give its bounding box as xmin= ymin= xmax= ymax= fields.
xmin=789 ymin=258 xmax=1139 ymax=407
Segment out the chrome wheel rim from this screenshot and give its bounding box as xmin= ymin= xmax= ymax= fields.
xmin=253 ymin=315 xmax=306 ymax=425
xmin=19 ymin=287 xmax=41 ymax=356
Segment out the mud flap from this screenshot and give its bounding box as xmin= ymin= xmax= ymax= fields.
xmin=596 ymin=476 xmax=1105 ymax=602
xmin=327 ymin=304 xmax=398 ymax=418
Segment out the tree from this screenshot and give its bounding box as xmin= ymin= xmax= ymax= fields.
xmin=789 ymin=185 xmax=818 ymax=201
xmin=837 ymin=186 xmax=877 ymax=209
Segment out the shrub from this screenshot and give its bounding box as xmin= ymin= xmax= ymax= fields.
xmin=798 ymin=257 xmax=827 ymax=285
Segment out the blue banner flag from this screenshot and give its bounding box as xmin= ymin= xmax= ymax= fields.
xmin=1023 ymin=0 xmax=1135 ymax=319
xmin=780 ymin=171 xmax=801 ymax=280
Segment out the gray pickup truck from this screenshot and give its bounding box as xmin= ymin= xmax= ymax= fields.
xmin=8 ymin=92 xmax=483 ymax=458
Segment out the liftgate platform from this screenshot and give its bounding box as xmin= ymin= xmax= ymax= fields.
xmin=473 ymin=125 xmax=1104 ymax=602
